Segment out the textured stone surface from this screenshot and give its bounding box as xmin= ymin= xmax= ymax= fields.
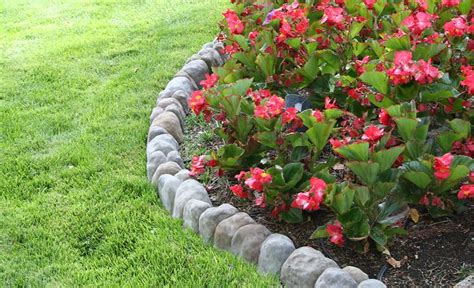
xmin=358 ymin=279 xmax=387 ymax=288
xmin=214 ymin=212 xmax=255 ymax=251
xmin=172 ymin=90 xmax=190 ymax=114
xmin=315 ymin=268 xmax=357 ymax=288
xmin=147 ymin=125 xmax=168 ymax=143
xmin=146 ymin=150 xmax=166 ymax=180
xmin=147 ymin=133 xmax=179 ymax=156
xmin=156 ymin=175 xmax=181 ymax=213
xmin=230 ymin=224 xmax=271 ymax=264
xmin=151 ymin=161 xmax=182 ymax=187
xmin=343 ymin=266 xmax=369 ymax=284
xmin=157 ymin=98 xmax=185 ymax=122
xmin=182 ymin=199 xmax=211 ymax=233
xmin=160 ymin=76 xmax=194 ymax=99
xmin=172 ymin=179 xmax=211 ymax=219
xmin=198 ymin=48 xmax=224 ymax=68
xmin=150 ymin=106 xmax=164 ymax=123
xmin=175 ymin=169 xmax=192 ymax=182
xmin=178 ymin=59 xmax=209 ymax=85
xmin=199 ymin=204 xmax=238 ymax=244
xmin=151 ymin=112 xmax=183 ymax=143
xmin=165 ymin=103 xmax=185 ymax=125
xmin=281 ymin=247 xmax=338 ymax=288
xmin=257 ymin=233 xmax=295 ymax=275
xmin=454 ymin=275 xmax=474 ymax=288
xmin=166 ymin=151 xmax=184 ymax=168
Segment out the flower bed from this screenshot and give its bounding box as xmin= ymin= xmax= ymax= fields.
xmin=147 ymin=0 xmax=474 ymax=287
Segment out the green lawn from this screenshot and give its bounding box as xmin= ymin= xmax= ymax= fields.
xmin=0 ymin=1 xmax=279 ymax=286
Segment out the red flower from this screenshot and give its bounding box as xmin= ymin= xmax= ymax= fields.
xmin=354 ymin=56 xmax=370 ymax=75
xmin=413 ymin=59 xmax=441 ymax=84
xmin=200 ymin=73 xmax=219 ymax=89
xmin=363 ymin=0 xmax=377 ymax=9
xmin=444 ymin=17 xmax=467 ymax=37
xmin=312 ymin=109 xmax=325 ymax=122
xmin=255 ymin=95 xmax=285 ymax=119
xmin=327 ymin=221 xmax=344 ymax=247
xmin=441 ymin=0 xmax=460 ymax=7
xmin=271 ymin=203 xmax=288 ymax=219
xmin=223 ymin=9 xmax=244 ymax=35
xmin=419 ymin=194 xmax=429 ymax=206
xmin=431 ymin=196 xmax=444 ymax=209
xmin=387 ymin=51 xmax=415 ymax=85
xmin=282 ymin=107 xmax=298 ymax=124
xmin=249 ymin=31 xmax=259 ymax=46
xmin=433 ymin=153 xmax=454 ymax=180
xmin=235 ymin=171 xmax=247 ymax=181
xmin=321 ymin=6 xmax=345 ymax=27
xmin=378 ymin=108 xmax=393 ymax=126
xmin=461 ymin=65 xmax=474 ymax=95
xmin=230 ymin=185 xmax=249 ymax=199
xmin=254 ymin=105 xmax=270 ymax=119
xmin=291 ymin=177 xmax=326 ymax=211
xmin=249 ymin=89 xmax=271 ymax=105
xmin=245 ymin=168 xmax=272 ymax=192
xmin=188 ymin=91 xmax=209 ymax=116
xmin=402 ymin=12 xmax=434 ymax=36
xmin=325 ymin=97 xmax=338 ymax=109
xmin=362 ymin=125 xmax=384 ymax=142
xmin=458 ymin=184 xmax=474 ymax=200
xmin=190 ymin=155 xmax=207 ymax=177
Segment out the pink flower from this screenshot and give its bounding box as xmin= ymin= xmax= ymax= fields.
xmin=363 ymin=0 xmax=377 ymax=9
xmin=441 ymin=0 xmax=460 ymax=7
xmin=458 ymin=184 xmax=474 ymax=200
xmin=223 ymin=9 xmax=244 ymax=35
xmin=431 ymin=196 xmax=444 ymax=209
xmin=291 ymin=177 xmax=326 ymax=211
xmin=200 ymin=73 xmax=219 ymax=89
xmin=235 ymin=171 xmax=247 ymax=181
xmin=325 ymin=97 xmax=338 ymax=109
xmin=378 ymin=108 xmax=393 ymax=126
xmin=312 ymin=109 xmax=325 ymax=122
xmin=444 ymin=17 xmax=467 ymax=37
xmin=387 ymin=51 xmax=415 ymax=85
xmin=249 ymin=31 xmax=259 ymax=45
xmin=255 ymin=195 xmax=266 ymax=208
xmin=327 ymin=221 xmax=344 ymax=247
xmin=190 ymin=155 xmax=207 ymax=176
xmin=402 ymin=12 xmax=434 ymax=36
xmin=245 ymin=168 xmax=272 ymax=192
xmin=254 ymin=105 xmax=270 ymax=119
xmin=188 ymin=91 xmax=209 ymax=116
xmin=461 ymin=65 xmax=474 ymax=95
xmin=362 ymin=125 xmax=384 ymax=142
xmin=321 ymin=6 xmax=345 ymax=26
xmin=413 ymin=59 xmax=441 ymax=84
xmin=419 ymin=194 xmax=430 ymax=206
xmin=230 ymin=185 xmax=249 ymax=199
xmin=282 ymin=107 xmax=298 ymax=124
xmin=433 ymin=153 xmax=454 ymax=180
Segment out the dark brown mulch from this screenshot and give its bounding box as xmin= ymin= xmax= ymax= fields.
xmin=182 ymin=119 xmax=473 ymax=288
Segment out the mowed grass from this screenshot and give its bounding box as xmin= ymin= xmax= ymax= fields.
xmin=0 ymin=1 xmax=279 ymax=286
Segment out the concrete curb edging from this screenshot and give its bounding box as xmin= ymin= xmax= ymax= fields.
xmin=145 ymin=39 xmax=470 ymax=287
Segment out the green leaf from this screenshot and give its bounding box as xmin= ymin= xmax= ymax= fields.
xmin=333 ymin=186 xmax=355 ymax=214
xmin=256 ymin=54 xmax=276 ymax=78
xmin=373 ymin=182 xmax=396 ymax=199
xmin=447 ymin=165 xmax=469 ymax=182
xmin=310 ymin=225 xmax=329 ymax=239
xmin=449 ymin=119 xmax=470 ymax=138
xmin=459 ymin=0 xmax=473 ymax=15
xmin=280 ymin=208 xmax=303 ymax=223
xmin=255 ymin=131 xmax=276 ymax=149
xmin=384 ymin=35 xmax=410 ymax=50
xmin=232 ymin=35 xmax=249 ymax=51
xmin=402 ymin=171 xmax=432 ymax=188
xmin=413 ymin=44 xmax=446 ymax=60
xmin=394 ymin=117 xmax=418 ymax=141
xmin=305 ymin=121 xmax=335 ymax=151
xmin=286 ymin=38 xmax=301 ymax=50
xmin=437 ymin=132 xmax=463 ymax=152
xmin=217 ymin=144 xmax=245 ymax=167
xmin=347 ymin=162 xmax=380 ymax=186
xmin=324 ymin=109 xmax=344 ymax=120
xmin=320 ymin=50 xmax=340 ymax=75
xmin=372 ymin=146 xmax=405 ymax=172
xmin=335 ymin=142 xmax=369 ymax=162
xmin=283 ymin=163 xmax=304 ymax=188
xmin=267 ymin=167 xmax=285 ymax=187
xmin=360 ymin=71 xmax=389 ymax=94
xmin=354 ymin=186 xmax=370 ymax=206
xmin=350 ymin=21 xmax=366 ymax=39
xmin=291 ymin=146 xmax=309 ymax=162
xmin=338 ymin=208 xmax=370 ymax=238
xmin=370 ymin=226 xmax=387 ymax=247
xmin=301 ymin=55 xmax=318 ymax=80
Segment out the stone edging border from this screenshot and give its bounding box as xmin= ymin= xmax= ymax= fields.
xmin=145 ymin=39 xmax=471 ymax=288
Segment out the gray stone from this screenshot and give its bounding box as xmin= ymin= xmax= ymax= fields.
xmin=172 ymin=90 xmax=190 ymax=114
xmin=178 ymin=60 xmax=209 ymax=85
xmin=230 ymin=224 xmax=271 ymax=264
xmin=173 ymin=179 xmax=211 ymax=219
xmin=166 ymin=151 xmax=184 ymax=168
xmin=147 ymin=133 xmax=179 ymax=156
xmin=159 ymin=76 xmax=194 ymax=100
xmin=214 ymin=212 xmax=255 ymax=251
xmin=315 ymin=268 xmax=357 ymax=288
xmin=281 ymin=247 xmax=338 ymax=288
xmin=454 ymin=275 xmax=474 ymax=288
xmin=175 ymin=169 xmax=192 ymax=182
xmin=151 ymin=161 xmax=182 ymax=187
xmin=165 ymin=104 xmax=185 ymax=125
xmin=156 ymin=175 xmax=181 ymax=213
xmin=343 ymin=266 xmax=369 ymax=284
xmin=147 ymin=125 xmax=168 ymax=143
xmin=258 ymin=233 xmax=295 ymax=275
xmin=202 ymin=42 xmax=214 ymax=50
xmin=199 ymin=204 xmax=238 ymax=244
xmin=358 ymin=279 xmax=387 ymax=288
xmin=150 ymin=106 xmax=164 ymax=123
xmin=186 ymin=54 xmax=202 ymax=64
xmin=182 ymin=199 xmax=212 ymax=233
xmin=151 ymin=112 xmax=183 ymax=143
xmin=146 ymin=150 xmax=166 ymax=180
xmin=157 ymin=98 xmax=185 ymax=120
xmin=198 ymin=48 xmax=224 ymax=68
